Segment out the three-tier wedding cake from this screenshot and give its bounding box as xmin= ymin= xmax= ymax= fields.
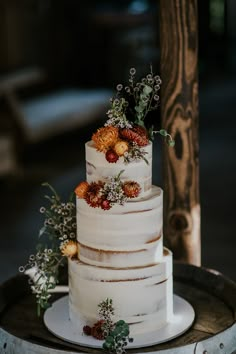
xmin=69 ymin=141 xmax=173 ymax=336
xmin=22 ymin=68 xmax=176 ymax=344
xmin=69 ymin=68 xmax=175 ymax=336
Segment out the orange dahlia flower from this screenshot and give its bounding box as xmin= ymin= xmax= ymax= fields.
xmin=123 ymin=181 xmax=141 ymax=198
xmin=92 ymin=126 xmax=119 ymax=152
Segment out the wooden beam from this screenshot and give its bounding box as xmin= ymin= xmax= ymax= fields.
xmin=159 ymin=0 xmax=200 ymax=265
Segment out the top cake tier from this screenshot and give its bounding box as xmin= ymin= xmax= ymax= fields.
xmin=85 ymin=141 xmax=152 ymax=199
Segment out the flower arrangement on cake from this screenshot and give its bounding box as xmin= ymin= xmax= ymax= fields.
xmin=83 ymin=298 xmax=133 ymax=352
xmin=75 ymin=170 xmax=141 ymax=210
xmin=90 ymin=67 xmax=174 ymax=165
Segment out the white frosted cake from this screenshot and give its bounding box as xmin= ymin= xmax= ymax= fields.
xmin=69 ymin=140 xmax=173 ymax=335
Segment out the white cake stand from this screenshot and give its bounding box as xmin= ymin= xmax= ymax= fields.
xmin=44 ymin=295 xmax=195 ymax=349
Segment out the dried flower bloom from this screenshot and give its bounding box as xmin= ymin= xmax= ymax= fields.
xmin=123 ymin=181 xmax=141 ymax=198
xmin=130 ymin=67 xmax=136 ymax=75
xmin=116 ymin=84 xmax=123 ymax=91
xmin=92 ymin=126 xmax=119 ymax=152
xmin=74 ymin=181 xmax=89 ymax=198
xmin=120 ymin=128 xmax=149 ymax=146
xmin=101 ymin=173 xmax=127 ymax=206
xmin=105 ymin=149 xmax=119 ymax=163
xmin=85 ymin=181 xmax=104 ymax=208
xmin=113 ymin=140 xmax=129 ymax=156
xmin=91 ymin=320 xmax=105 ymax=340
xmin=60 ymin=240 xmax=78 ymax=258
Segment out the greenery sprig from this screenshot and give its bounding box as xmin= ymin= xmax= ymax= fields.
xmin=123 ymin=142 xmax=149 ymax=165
xmin=149 ymin=128 xmax=175 ymax=147
xmin=105 ymin=97 xmax=132 ymax=129
xmin=104 ymin=67 xmax=175 ymax=148
xmin=39 ymin=182 xmax=76 ymax=245
xmin=97 ymin=298 xmax=133 ymax=353
xmin=19 ymin=183 xmax=77 ymax=315
xmin=111 ymin=66 xmax=161 ymax=130
xmin=103 ymin=320 xmax=133 ymax=354
xmin=98 ymin=298 xmax=115 ymax=337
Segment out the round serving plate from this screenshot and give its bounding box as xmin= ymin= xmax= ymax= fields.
xmin=43 ymin=294 xmax=195 ymax=349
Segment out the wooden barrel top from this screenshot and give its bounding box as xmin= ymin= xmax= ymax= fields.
xmin=0 ymin=263 xmax=236 ymax=354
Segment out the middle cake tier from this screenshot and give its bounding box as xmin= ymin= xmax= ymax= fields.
xmin=76 ymin=185 xmax=163 ymax=268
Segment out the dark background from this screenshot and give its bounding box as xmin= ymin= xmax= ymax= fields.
xmin=0 ymin=0 xmax=235 ymax=283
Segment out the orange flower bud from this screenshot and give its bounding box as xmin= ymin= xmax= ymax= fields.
xmin=75 ymin=181 xmax=89 ymax=198
xmin=114 ymin=140 xmax=129 ymax=156
xmin=61 ymin=240 xmax=78 ymax=258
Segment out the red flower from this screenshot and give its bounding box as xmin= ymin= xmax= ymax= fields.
xmin=101 ymin=199 xmax=111 ymax=210
xmin=83 ymin=325 xmax=92 ymax=336
xmin=120 ymin=128 xmax=149 ymax=146
xmin=85 ymin=181 xmax=104 ymax=208
xmin=91 ymin=320 xmax=105 ymax=340
xmin=105 ymin=149 xmax=119 ymax=163
xmin=133 ymin=125 xmax=148 ymax=139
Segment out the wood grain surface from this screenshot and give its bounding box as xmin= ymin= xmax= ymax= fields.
xmin=159 ymin=0 xmax=200 ymax=265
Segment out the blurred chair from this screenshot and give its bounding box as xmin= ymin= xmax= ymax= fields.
xmin=0 ymin=67 xmax=112 ymax=176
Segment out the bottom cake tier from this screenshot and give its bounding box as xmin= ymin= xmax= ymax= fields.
xmin=68 ymin=248 xmax=173 ymax=335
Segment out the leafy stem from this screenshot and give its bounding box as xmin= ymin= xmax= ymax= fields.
xmin=103 ymin=320 xmax=133 ymax=353
xmin=150 ymin=128 xmax=175 ymax=147
xmin=20 ymin=183 xmax=77 ymax=316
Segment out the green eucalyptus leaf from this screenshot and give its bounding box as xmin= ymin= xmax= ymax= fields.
xmin=135 ymin=120 xmax=145 ymax=127
xmin=39 ymin=226 xmax=46 ymax=238
xmin=143 ymin=85 xmax=152 ymax=95
xmin=116 ymin=320 xmax=125 ymax=326
xmin=103 ymin=342 xmax=110 ymax=350
xmin=159 ymin=129 xmax=168 ymax=137
xmin=148 ymin=126 xmax=154 ymax=141
xmin=106 ymin=335 xmax=115 ymax=343
xmin=121 ymin=328 xmax=129 ymax=337
xmin=139 ymin=101 xmax=147 ymax=108
xmin=168 ymin=140 xmax=175 ymax=147
xmin=134 ymin=106 xmax=143 ymax=113
xmin=111 ymin=328 xmax=120 ymax=336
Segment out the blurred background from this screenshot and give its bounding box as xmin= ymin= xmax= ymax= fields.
xmin=0 ymin=0 xmax=235 ymax=283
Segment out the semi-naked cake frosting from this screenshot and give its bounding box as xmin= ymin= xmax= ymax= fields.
xmin=69 ymin=140 xmax=173 ymax=335
xmin=86 ymin=141 xmax=152 ymax=199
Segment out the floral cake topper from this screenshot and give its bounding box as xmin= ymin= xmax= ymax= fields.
xmin=92 ymin=67 xmax=175 ymax=164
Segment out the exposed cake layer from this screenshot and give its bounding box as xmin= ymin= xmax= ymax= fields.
xmin=85 ymin=141 xmax=152 ymax=199
xmin=76 ymin=186 xmax=163 ymax=267
xmin=79 ymin=234 xmax=162 ymax=268
xmin=69 ymin=248 xmax=173 ymax=335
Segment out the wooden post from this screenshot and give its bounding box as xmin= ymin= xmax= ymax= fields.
xmin=159 ymin=0 xmax=200 ymax=265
